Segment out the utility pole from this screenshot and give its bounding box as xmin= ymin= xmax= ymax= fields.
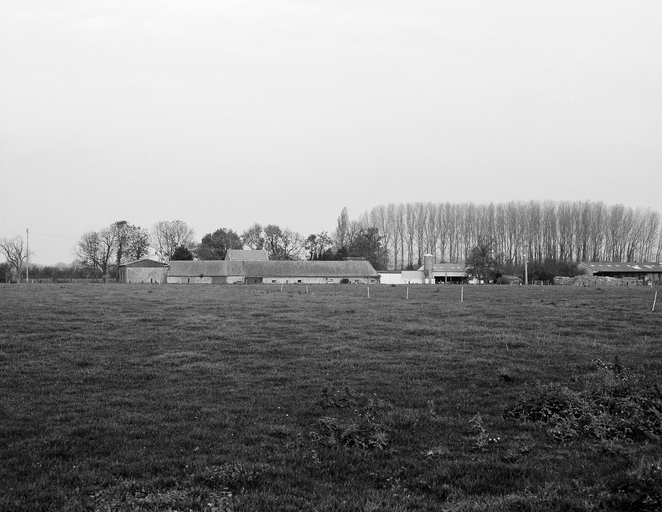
xmin=26 ymin=228 xmax=29 ymax=283
xmin=523 ymin=246 xmax=528 ymax=286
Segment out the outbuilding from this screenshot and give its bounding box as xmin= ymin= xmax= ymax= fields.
xmin=167 ymin=261 xmax=245 ymax=284
xmin=118 ymin=259 xmax=168 ymax=284
xmin=416 ymin=262 xmax=467 ymax=284
xmin=165 ymin=259 xmax=380 ymax=285
xmin=242 ymin=260 xmax=380 ymax=285
xmin=578 ymin=261 xmax=662 ymax=283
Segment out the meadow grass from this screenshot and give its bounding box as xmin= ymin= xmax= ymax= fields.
xmin=1 ymin=283 xmax=661 ymax=511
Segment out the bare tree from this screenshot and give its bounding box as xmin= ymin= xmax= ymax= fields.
xmin=263 ymin=225 xmax=303 ymax=260
xmin=241 ymin=223 xmax=264 ymax=250
xmin=127 ymin=226 xmax=151 ymax=261
xmin=112 ymin=221 xmax=150 ymax=280
xmin=542 ymin=201 xmax=558 ymax=261
xmin=0 ymin=235 xmax=30 ymax=283
xmin=415 ymin=202 xmax=428 ymax=267
xmin=445 ymin=203 xmax=459 ymax=263
xmin=281 ymin=228 xmax=304 ymax=260
xmin=75 ymin=228 xmax=117 ymax=283
xmin=305 ymin=231 xmax=333 ymax=260
xmin=435 ymin=203 xmax=447 ymax=263
xmin=404 ymin=203 xmax=417 ymax=268
xmin=386 ymin=203 xmax=398 ymax=269
xmin=640 ymin=210 xmax=660 ymax=261
xmin=425 ymin=202 xmax=438 ymax=262
xmin=369 ymin=205 xmax=392 ymax=268
xmin=346 ymin=220 xmax=362 ymax=249
xmin=152 ymin=220 xmax=195 ymax=262
xmin=393 ymin=204 xmax=406 ymax=269
xmin=335 ymin=207 xmax=349 ymax=248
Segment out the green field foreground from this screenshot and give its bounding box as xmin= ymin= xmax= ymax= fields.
xmin=1 ymin=283 xmax=661 ymax=511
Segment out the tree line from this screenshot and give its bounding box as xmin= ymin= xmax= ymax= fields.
xmin=2 ymin=200 xmax=659 ymax=283
xmin=352 ymin=201 xmax=662 ymax=270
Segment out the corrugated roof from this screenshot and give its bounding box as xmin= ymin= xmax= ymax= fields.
xmin=225 ymin=250 xmax=269 ymax=261
xmin=243 ymin=260 xmax=380 ymax=278
xmin=580 ymin=261 xmax=662 ymax=273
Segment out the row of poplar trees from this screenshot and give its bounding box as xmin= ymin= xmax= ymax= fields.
xmin=341 ymin=201 xmax=662 ymax=271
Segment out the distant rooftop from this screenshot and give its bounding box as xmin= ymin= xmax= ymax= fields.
xmin=580 ymin=261 xmax=662 ymax=273
xmin=225 ymin=249 xmax=269 ymax=261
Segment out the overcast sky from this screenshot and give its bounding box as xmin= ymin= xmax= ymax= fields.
xmin=1 ymin=1 xmax=660 ymax=265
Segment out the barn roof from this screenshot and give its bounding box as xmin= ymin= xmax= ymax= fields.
xmin=119 ymin=258 xmax=168 ymax=268
xmin=167 ymin=261 xmax=224 ymax=276
xmin=243 ymin=260 xmax=380 ymax=278
xmin=579 ymin=261 xmax=662 ymax=273
xmin=225 ymin=249 xmax=269 ymax=261
xmin=417 ymin=263 xmax=467 ymax=273
xmin=166 ymin=259 xmax=380 ymax=278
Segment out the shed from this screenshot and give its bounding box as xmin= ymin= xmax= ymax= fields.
xmin=118 ymin=259 xmax=168 ymax=284
xmin=416 ymin=263 xmax=467 ymax=284
xmin=578 ymin=262 xmax=662 ymax=283
xmin=378 ymin=271 xmax=406 ymax=285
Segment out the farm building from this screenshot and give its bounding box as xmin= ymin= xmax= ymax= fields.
xmin=166 ymin=260 xmax=380 ymax=285
xmin=379 ymin=270 xmax=426 ymax=285
xmin=378 ymin=271 xmax=408 ymax=285
xmin=380 ymin=261 xmax=468 ymax=285
xmin=167 ymin=261 xmax=245 ymax=284
xmin=243 ymin=260 xmax=380 ymax=284
xmin=416 ymin=262 xmax=468 ymax=284
xmin=118 ymin=259 xmax=168 ymax=284
xmin=578 ymin=261 xmax=662 ymax=283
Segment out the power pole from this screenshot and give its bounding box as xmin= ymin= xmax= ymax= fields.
xmin=26 ymin=228 xmax=29 ymax=283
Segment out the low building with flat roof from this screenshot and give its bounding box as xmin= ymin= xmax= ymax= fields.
xmin=578 ymin=261 xmax=662 ymax=283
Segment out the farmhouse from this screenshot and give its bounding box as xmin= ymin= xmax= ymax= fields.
xmin=578 ymin=261 xmax=662 ymax=283
xmin=166 ymin=259 xmax=380 ymax=285
xmin=118 ymin=259 xmax=168 ymax=284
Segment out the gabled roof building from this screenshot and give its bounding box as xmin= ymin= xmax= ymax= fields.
xmin=166 ymin=260 xmax=380 ymax=285
xmin=118 ymin=259 xmax=168 ymax=284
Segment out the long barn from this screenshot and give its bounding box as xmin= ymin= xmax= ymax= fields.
xmin=166 ymin=260 xmax=380 ymax=285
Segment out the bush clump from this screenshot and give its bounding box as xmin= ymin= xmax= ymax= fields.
xmin=310 ymin=387 xmax=391 ymax=450
xmin=504 ymin=358 xmax=662 ymax=443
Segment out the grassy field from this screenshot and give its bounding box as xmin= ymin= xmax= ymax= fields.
xmin=1 ymin=283 xmax=661 ymax=511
